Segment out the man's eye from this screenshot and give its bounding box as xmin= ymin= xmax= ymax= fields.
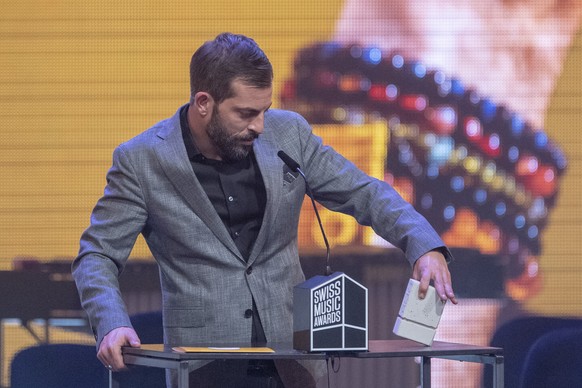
xmin=240 ymin=111 xmax=256 ymax=118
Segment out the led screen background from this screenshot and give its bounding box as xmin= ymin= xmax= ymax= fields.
xmin=1 ymin=0 xmax=581 ymax=319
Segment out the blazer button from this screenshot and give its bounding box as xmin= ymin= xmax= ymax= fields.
xmin=246 ymin=266 xmax=253 ymax=275
xmin=244 ymin=309 xmax=253 ymax=319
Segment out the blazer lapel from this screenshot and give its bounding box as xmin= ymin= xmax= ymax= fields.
xmin=152 ymin=108 xmax=243 ymax=262
xmin=248 ymin=135 xmax=284 ymax=265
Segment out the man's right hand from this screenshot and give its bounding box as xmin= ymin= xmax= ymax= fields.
xmin=97 ymin=326 xmax=141 ymax=371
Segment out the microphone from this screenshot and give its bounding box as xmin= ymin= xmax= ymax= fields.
xmin=277 ymin=150 xmax=332 ymax=276
xmin=279 ymin=150 xmax=369 ymax=352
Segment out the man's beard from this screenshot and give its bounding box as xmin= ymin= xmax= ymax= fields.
xmin=206 ymin=109 xmax=258 ymax=163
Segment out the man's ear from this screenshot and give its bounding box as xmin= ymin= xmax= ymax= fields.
xmin=192 ymin=92 xmax=214 ymax=117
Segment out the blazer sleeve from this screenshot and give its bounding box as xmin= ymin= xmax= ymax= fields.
xmin=275 ymin=111 xmax=450 ymax=266
xmin=72 ymin=144 xmax=148 ymax=346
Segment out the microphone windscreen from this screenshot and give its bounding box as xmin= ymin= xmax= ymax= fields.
xmin=277 ymin=150 xmax=301 ymax=172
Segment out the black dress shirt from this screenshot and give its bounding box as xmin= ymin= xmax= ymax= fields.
xmin=180 ymin=105 xmax=268 ymax=344
xmin=179 ymin=105 xmax=267 ymax=261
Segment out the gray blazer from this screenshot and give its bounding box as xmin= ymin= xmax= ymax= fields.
xmin=72 ymin=106 xmax=447 ymax=383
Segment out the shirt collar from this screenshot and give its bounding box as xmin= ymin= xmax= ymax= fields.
xmin=179 ymin=104 xmax=203 ymax=161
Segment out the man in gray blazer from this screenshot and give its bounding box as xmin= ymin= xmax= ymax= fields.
xmin=72 ymin=32 xmax=457 ymax=387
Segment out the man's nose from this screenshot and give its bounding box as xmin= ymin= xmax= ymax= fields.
xmin=247 ymin=113 xmax=265 ymax=135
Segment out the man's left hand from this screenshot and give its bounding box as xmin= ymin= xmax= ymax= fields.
xmin=412 ymin=250 xmax=458 ymax=304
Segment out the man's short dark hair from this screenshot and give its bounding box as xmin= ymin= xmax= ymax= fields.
xmin=189 ymin=33 xmax=273 ymax=103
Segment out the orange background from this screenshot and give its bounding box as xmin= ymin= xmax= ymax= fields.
xmin=1 ymin=0 xmax=581 ymax=318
